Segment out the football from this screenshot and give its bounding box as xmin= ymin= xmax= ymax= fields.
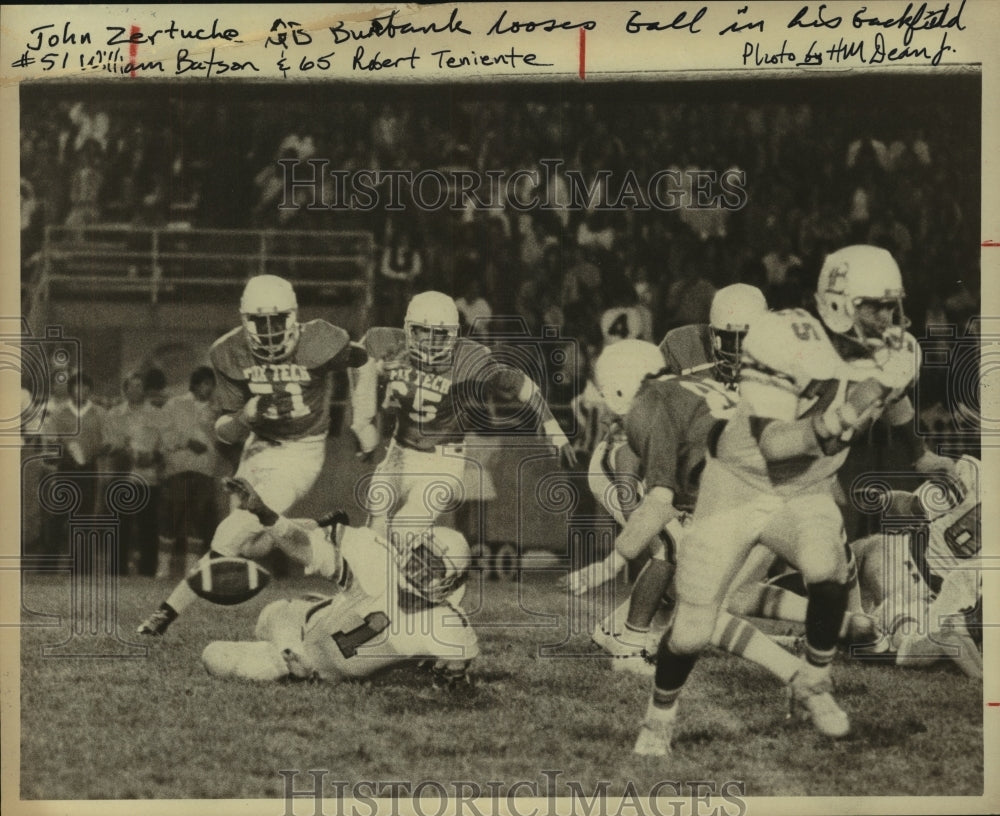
xmin=185 ymin=557 xmax=272 ymax=606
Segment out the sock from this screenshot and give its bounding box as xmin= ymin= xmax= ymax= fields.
xmin=626 ymin=559 xmax=673 ymax=631
xmin=163 ymin=550 xmax=224 ymax=614
xmin=601 ymin=597 xmax=632 ymax=638
xmin=711 ymin=611 xmax=799 ymax=683
xmin=652 ymin=631 xmax=698 ymax=710
xmin=804 ymin=580 xmax=849 ymax=667
xmin=727 ymin=583 xmax=807 ymax=622
xmin=844 ymin=547 xmax=864 ymax=615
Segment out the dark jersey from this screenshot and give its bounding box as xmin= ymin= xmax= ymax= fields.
xmin=623 ymin=374 xmax=739 ymax=512
xmin=211 ymin=319 xmax=353 ymax=441
xmin=363 ymin=327 xmax=527 ymax=451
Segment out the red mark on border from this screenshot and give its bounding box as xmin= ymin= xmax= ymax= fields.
xmin=989 ymin=702 xmax=1000 ymax=707
xmin=982 ymin=240 xmax=1000 ymax=247
xmin=579 ymin=28 xmax=586 ymax=80
xmin=129 ymin=26 xmax=140 ymax=77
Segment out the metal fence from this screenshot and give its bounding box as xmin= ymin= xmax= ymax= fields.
xmin=33 ymin=224 xmax=375 ymax=306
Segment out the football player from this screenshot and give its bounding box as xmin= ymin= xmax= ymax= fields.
xmin=577 ymin=284 xmax=771 ymax=634
xmin=350 ymin=290 xmax=576 ymax=542
xmin=583 ymin=288 xmax=857 ymax=687
xmin=201 ymin=481 xmax=477 ymax=686
xmin=138 ymin=275 xmax=368 ymax=636
xmin=633 ymin=245 xmax=925 ymax=756
xmin=851 ymin=455 xmax=982 ymax=678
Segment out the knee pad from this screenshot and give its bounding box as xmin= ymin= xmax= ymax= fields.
xmin=797 ymin=548 xmax=846 ymax=585
xmin=201 ymin=640 xmax=288 ymax=681
xmin=668 ymin=604 xmax=717 ymax=655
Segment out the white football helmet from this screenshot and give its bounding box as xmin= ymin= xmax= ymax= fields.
xmin=594 ymin=339 xmax=667 ymax=417
xmin=404 ymin=291 xmax=460 ymax=366
xmin=709 ymin=283 xmax=768 ymax=384
xmin=399 ymin=526 xmax=471 ymax=605
xmin=815 ymin=245 xmax=908 ymax=348
xmin=240 ymin=275 xmax=300 ymax=362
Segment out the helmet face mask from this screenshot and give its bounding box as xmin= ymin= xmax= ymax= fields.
xmin=708 ymin=283 xmax=767 ymax=386
xmin=710 ymin=327 xmax=745 ymax=385
xmin=815 ymin=245 xmax=908 ymax=350
xmin=398 ymin=527 xmax=470 ymax=604
xmin=240 ymin=276 xmax=300 ymax=362
xmin=404 ymin=291 xmax=460 ymax=366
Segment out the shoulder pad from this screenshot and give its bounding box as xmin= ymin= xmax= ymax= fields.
xmin=362 ymin=326 xmax=407 ymax=363
xmin=453 ymin=337 xmax=491 ymax=369
xmin=296 ymin=320 xmax=350 ymax=368
xmin=209 ymin=327 xmax=252 ymax=378
xmin=744 ymin=310 xmax=844 ymax=389
xmin=659 ymin=324 xmax=714 ymax=376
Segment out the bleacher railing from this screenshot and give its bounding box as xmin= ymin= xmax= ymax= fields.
xmin=35 ymin=224 xmax=375 ymax=306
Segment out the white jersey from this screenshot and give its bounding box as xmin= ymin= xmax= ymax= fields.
xmin=297 ymin=531 xmax=477 ymax=681
xmin=716 ymin=309 xmax=918 ymax=495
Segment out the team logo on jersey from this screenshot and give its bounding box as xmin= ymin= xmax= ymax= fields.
xmin=387 ymin=366 xmax=452 ymax=395
xmin=243 ymin=363 xmax=311 ymax=384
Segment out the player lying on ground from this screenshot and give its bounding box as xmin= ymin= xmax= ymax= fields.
xmin=634 ymin=245 xmax=926 ymax=757
xmin=849 ymin=454 xmax=982 ymax=678
xmin=201 ymin=478 xmax=478 ymax=686
xmin=350 ymin=290 xmax=576 ymax=542
xmin=138 ymin=275 xmax=368 ymax=636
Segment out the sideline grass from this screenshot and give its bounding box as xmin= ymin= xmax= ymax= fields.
xmin=18 ymin=570 xmax=983 ymax=800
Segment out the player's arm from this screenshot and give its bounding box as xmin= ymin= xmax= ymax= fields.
xmin=752 ymin=377 xmax=888 ymax=460
xmin=348 ymin=355 xmax=380 ymax=459
xmin=614 ymin=390 xmax=681 ymax=560
xmin=874 ymin=391 xmax=957 ymax=475
xmin=614 ymin=485 xmax=677 ymax=561
xmin=491 ymin=365 xmax=576 ymax=467
xmin=349 ymin=328 xmax=401 ymax=459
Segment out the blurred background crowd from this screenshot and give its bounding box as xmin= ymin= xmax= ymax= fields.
xmin=19 ymin=77 xmax=982 ymax=560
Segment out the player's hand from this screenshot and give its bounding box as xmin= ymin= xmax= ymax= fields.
xmin=813 ymin=377 xmax=886 ymax=449
xmin=566 ymin=550 xmax=627 ymax=595
xmin=247 ymin=392 xmax=295 ymax=422
xmin=352 ymin=423 xmax=380 ymax=463
xmin=186 ymin=438 xmax=209 ymax=455
xmin=431 ymin=659 xmax=476 ymax=697
xmin=558 ymin=442 xmax=578 ymax=469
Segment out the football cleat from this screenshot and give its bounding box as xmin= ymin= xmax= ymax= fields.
xmin=137 ymin=604 xmax=178 ymax=636
xmin=633 ymin=700 xmax=677 ymax=757
xmin=787 ymin=671 xmax=850 ymax=738
xmin=612 ymin=650 xmax=657 ymax=678
xmin=224 ymin=477 xmax=279 ymax=527
xmin=842 ymin=612 xmax=880 ymax=646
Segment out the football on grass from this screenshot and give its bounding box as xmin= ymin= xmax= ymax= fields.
xmin=185 ymin=557 xmax=272 ymax=606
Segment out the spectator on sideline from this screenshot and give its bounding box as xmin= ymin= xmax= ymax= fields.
xmin=157 ymin=366 xmax=221 ymax=579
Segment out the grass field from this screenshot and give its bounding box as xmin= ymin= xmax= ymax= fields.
xmin=18 ymin=567 xmax=984 ymax=801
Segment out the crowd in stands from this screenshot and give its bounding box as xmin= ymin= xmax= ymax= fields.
xmin=19 ymin=88 xmax=982 ymax=549
xmin=21 ymin=91 xmax=980 ymax=341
